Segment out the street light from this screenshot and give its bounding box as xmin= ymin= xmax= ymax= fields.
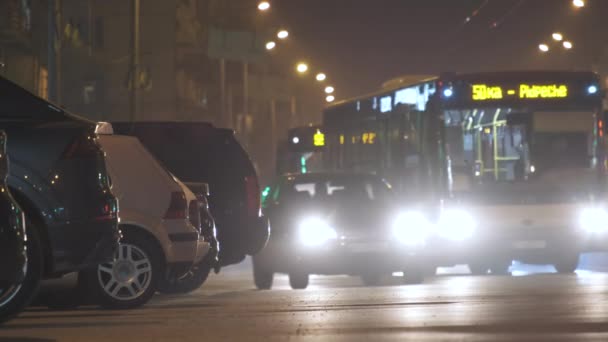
xmin=277 ymin=30 xmax=289 ymax=40
xmin=573 ymin=0 xmax=585 ymax=8
xmin=325 ymin=86 xmax=335 ymax=94
xmin=316 ymin=73 xmax=327 ymax=82
xmin=563 ymin=41 xmax=573 ymax=49
xmin=326 ymin=95 xmax=335 ymax=103
xmin=258 ymin=1 xmax=270 ymax=11
xmin=538 ymin=44 xmax=549 ymax=52
xmin=552 ymin=33 xmax=563 ymax=41
xmin=296 ymin=63 xmax=309 ymax=73
xmin=265 ymin=41 xmax=276 ymax=50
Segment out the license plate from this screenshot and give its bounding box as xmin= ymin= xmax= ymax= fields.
xmin=512 ymin=240 xmax=547 ymax=249
xmin=348 ymin=242 xmax=386 ymax=253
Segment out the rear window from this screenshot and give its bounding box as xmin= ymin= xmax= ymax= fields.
xmin=112 ymin=123 xmax=254 ymax=182
xmin=0 ymin=77 xmax=65 ymax=120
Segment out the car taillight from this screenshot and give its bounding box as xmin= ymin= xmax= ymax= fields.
xmin=245 ymin=175 xmax=261 ymax=218
xmin=188 ymin=200 xmax=201 ymax=233
xmin=95 ymin=201 xmax=118 ymax=221
xmin=62 ymin=134 xmax=101 ymax=159
xmin=164 ymin=192 xmax=187 ymax=219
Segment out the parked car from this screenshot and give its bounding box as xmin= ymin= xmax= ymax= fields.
xmin=254 ymin=173 xmax=432 ymax=289
xmin=80 ymin=132 xmax=214 ymax=309
xmin=0 ymin=76 xmax=119 ymax=313
xmin=112 ymin=122 xmax=270 ymax=267
xmin=0 ymin=131 xmax=31 ymax=323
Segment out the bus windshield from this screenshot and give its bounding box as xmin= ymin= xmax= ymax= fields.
xmin=444 ymin=107 xmax=596 ymax=188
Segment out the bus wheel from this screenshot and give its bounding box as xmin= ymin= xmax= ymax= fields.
xmin=554 ymin=255 xmax=580 ymax=274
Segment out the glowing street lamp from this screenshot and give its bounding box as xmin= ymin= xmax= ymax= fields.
xmin=277 ymin=30 xmax=289 ymax=40
xmin=552 ymin=32 xmax=563 ymax=41
xmin=296 ymin=63 xmax=309 ymax=73
xmin=538 ymin=44 xmax=549 ymax=52
xmin=316 ymin=73 xmax=327 ymax=82
xmin=573 ymin=0 xmax=585 ymax=8
xmin=258 ymin=1 xmax=270 ymax=11
xmin=326 ymin=95 xmax=335 ymax=103
xmin=563 ymin=41 xmax=573 ymax=49
xmin=265 ymin=41 xmax=276 ymax=50
xmin=324 ymin=86 xmax=335 ymax=94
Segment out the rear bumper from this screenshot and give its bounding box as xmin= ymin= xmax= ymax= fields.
xmin=51 ymin=218 xmax=120 ymax=274
xmin=216 ymin=214 xmax=270 ymax=266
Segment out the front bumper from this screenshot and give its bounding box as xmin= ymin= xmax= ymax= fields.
xmin=429 ymin=227 xmax=587 ymax=267
xmin=257 ymin=239 xmax=427 ymax=275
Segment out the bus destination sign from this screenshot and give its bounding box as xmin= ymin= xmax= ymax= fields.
xmin=472 ymin=84 xmax=569 ymax=101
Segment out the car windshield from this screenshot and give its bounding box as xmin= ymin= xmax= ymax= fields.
xmin=285 ymin=177 xmax=392 ymax=204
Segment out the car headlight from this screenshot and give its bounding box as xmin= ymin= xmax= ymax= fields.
xmin=298 ymin=217 xmax=338 ymax=247
xmin=579 ymin=208 xmax=608 ymax=233
xmin=392 ymin=211 xmax=431 ymax=246
xmin=438 ymin=209 xmax=476 ymax=241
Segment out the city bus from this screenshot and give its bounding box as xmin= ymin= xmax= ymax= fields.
xmin=323 ymin=71 xmax=606 ymax=274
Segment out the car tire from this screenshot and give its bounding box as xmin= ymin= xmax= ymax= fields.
xmin=0 ymin=223 xmax=43 ymax=324
xmin=360 ymin=273 xmax=382 ymax=287
xmin=82 ymin=232 xmax=162 ymax=310
xmin=554 ymin=255 xmax=580 ymax=274
xmin=253 ymin=260 xmax=274 ymax=290
xmin=158 ymin=257 xmax=213 ymax=295
xmin=289 ymin=272 xmax=309 ymax=290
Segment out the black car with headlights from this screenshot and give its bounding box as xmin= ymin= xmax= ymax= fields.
xmin=253 ymin=173 xmax=432 ymax=289
xmin=0 ymin=131 xmax=30 ymax=324
xmin=0 ymin=77 xmax=119 ymax=301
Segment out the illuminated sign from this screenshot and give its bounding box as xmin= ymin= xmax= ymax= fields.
xmin=313 ymin=130 xmax=325 ymax=147
xmin=362 ymin=132 xmax=376 ymax=145
xmin=471 ymin=84 xmax=568 ymax=101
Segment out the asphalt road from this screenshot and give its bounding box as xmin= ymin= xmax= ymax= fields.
xmin=3 ymin=262 xmax=608 ymax=342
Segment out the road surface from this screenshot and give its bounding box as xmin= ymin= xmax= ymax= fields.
xmin=2 ymin=262 xmax=608 ymax=341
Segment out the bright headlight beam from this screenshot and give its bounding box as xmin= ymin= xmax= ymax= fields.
xmin=298 ymin=218 xmax=337 ymax=247
xmin=580 ymin=208 xmax=608 ymax=233
xmin=438 ymin=209 xmax=476 ymax=241
xmin=392 ymin=211 xmax=431 ymax=246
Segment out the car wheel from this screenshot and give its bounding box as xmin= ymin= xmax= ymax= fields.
xmin=253 ymin=259 xmax=274 ymax=290
xmin=158 ymin=257 xmax=213 ymax=295
xmin=83 ymin=233 xmax=162 ymax=310
xmin=289 ymin=272 xmax=309 ymax=290
xmin=360 ymin=273 xmax=382 ymax=287
xmin=554 ymin=255 xmax=580 ymax=274
xmin=0 ymin=224 xmax=43 ymax=324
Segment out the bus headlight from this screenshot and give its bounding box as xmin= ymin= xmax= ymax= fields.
xmin=579 ymin=208 xmax=608 ymax=233
xmin=392 ymin=211 xmax=431 ymax=246
xmin=438 ymin=209 xmax=476 ymax=241
xmin=298 ymin=217 xmax=338 ymax=247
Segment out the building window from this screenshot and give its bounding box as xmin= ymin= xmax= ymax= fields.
xmin=95 ymin=16 xmax=104 ymax=49
xmin=38 ymin=67 xmax=48 ymax=100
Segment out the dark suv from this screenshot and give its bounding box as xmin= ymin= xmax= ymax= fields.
xmin=112 ymin=122 xmax=269 ymax=266
xmin=0 ymin=131 xmax=29 ymax=323
xmin=0 ymin=76 xmax=119 ymax=305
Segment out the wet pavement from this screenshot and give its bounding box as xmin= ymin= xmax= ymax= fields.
xmin=3 ymin=263 xmax=608 ymax=341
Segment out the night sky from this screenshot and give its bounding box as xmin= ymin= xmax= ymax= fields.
xmin=273 ymin=0 xmax=608 ymax=99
